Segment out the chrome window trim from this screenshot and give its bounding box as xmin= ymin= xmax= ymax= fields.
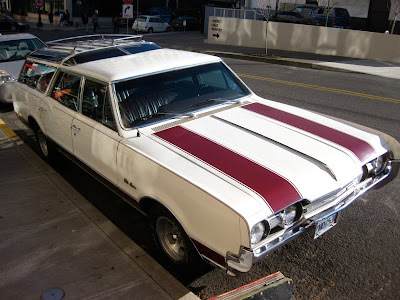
xmin=111 ymin=61 xmax=251 ymax=132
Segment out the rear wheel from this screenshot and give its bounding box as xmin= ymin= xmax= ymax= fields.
xmin=166 ymin=26 xmax=171 ymax=32
xmin=149 ymin=205 xmax=201 ymax=269
xmin=10 ymin=25 xmax=17 ymax=32
xmin=148 ymin=27 xmax=153 ymax=33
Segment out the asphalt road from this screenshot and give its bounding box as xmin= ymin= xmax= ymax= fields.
xmin=1 ymin=29 xmax=400 ymax=300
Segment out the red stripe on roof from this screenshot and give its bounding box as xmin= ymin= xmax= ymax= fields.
xmin=243 ymin=103 xmax=375 ymax=164
xmin=154 ymin=126 xmax=301 ymax=213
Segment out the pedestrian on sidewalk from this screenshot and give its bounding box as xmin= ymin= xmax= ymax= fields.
xmin=113 ymin=13 xmax=121 ymax=34
xmin=58 ymin=11 xmax=64 ymax=26
xmin=92 ymin=11 xmax=98 ymax=33
xmin=64 ymin=10 xmax=70 ymax=26
xmin=82 ymin=12 xmax=88 ymax=32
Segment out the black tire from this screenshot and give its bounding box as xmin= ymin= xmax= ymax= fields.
xmin=149 ymin=205 xmax=201 ymax=270
xmin=34 ymin=126 xmax=56 ymax=162
xmin=10 ymin=25 xmax=17 ymax=32
xmin=166 ymin=26 xmax=171 ymax=32
xmin=148 ymin=27 xmax=153 ymax=33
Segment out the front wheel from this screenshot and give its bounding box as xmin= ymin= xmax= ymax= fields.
xmin=35 ymin=127 xmax=56 ymax=161
xmin=149 ymin=205 xmax=201 ymax=269
xmin=148 ymin=27 xmax=153 ymax=33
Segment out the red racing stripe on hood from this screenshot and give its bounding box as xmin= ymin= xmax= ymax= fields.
xmin=154 ymin=126 xmax=301 ymax=213
xmin=243 ymin=103 xmax=375 ymax=164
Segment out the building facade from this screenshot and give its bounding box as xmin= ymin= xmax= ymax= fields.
xmin=4 ymin=0 xmax=399 ymax=33
xmin=244 ymin=0 xmax=399 ymax=33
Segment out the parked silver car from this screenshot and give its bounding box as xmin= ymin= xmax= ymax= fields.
xmin=132 ymin=15 xmax=171 ymax=33
xmin=0 ymin=33 xmax=46 ymax=103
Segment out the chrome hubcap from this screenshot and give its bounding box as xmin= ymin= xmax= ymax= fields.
xmin=38 ymin=130 xmax=48 ymax=157
xmin=156 ymin=216 xmax=185 ymax=262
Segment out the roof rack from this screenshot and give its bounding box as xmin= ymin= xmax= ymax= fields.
xmin=30 ymin=34 xmax=161 ymax=66
xmin=46 ymin=34 xmax=144 ymax=53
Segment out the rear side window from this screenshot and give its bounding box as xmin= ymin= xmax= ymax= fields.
xmin=51 ymin=71 xmax=82 ymax=111
xmin=18 ymin=60 xmax=56 ymax=93
xmin=0 ymin=38 xmax=46 ymax=62
xmin=312 ymin=8 xmax=325 ymax=15
xmin=294 ymin=7 xmax=311 ymax=15
xmin=82 ymin=79 xmax=116 ymax=131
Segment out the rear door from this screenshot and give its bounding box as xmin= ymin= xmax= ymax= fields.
xmin=40 ymin=70 xmax=82 ymax=154
xmin=71 ymin=78 xmax=121 ymax=185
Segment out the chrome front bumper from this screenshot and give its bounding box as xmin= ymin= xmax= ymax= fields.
xmin=226 ymin=160 xmax=398 ymax=274
xmin=0 ymin=83 xmax=13 ymax=103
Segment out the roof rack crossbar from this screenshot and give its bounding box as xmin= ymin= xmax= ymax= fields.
xmin=47 ymin=34 xmax=143 ymax=45
xmin=37 ymin=34 xmax=157 ymax=66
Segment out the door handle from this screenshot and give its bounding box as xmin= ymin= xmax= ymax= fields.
xmin=71 ymin=125 xmax=81 ymax=131
xmin=38 ymin=107 xmax=46 ymax=112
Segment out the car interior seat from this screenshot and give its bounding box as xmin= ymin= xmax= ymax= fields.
xmin=0 ymin=48 xmax=9 ymax=60
xmin=16 ymin=42 xmax=31 ymax=57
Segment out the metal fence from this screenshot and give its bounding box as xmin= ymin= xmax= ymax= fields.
xmin=205 ymin=6 xmax=271 ymax=37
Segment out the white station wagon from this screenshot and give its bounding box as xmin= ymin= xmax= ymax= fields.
xmin=13 ymin=35 xmax=400 ymax=275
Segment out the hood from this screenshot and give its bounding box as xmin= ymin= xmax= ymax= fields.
xmin=0 ymin=60 xmax=24 ymax=79
xmin=149 ymin=100 xmax=386 ymax=214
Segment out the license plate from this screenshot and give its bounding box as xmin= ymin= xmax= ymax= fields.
xmin=314 ymin=213 xmax=338 ymax=239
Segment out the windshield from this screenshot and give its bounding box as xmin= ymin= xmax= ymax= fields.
xmin=0 ymin=38 xmax=46 ymax=63
xmin=115 ymin=62 xmax=250 ymax=128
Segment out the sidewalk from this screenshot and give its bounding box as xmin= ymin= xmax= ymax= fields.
xmin=27 ymin=21 xmax=400 ymax=80
xmin=0 ymin=120 xmax=197 ymax=299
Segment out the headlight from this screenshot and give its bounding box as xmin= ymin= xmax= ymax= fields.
xmin=282 ymin=205 xmax=297 ymax=225
xmin=0 ymin=70 xmax=15 ymax=83
xmin=280 ymin=203 xmax=303 ymax=226
xmin=363 ymin=155 xmax=388 ymax=179
xmin=371 ymin=156 xmax=386 ymax=174
xmin=251 ymin=222 xmax=267 ymax=245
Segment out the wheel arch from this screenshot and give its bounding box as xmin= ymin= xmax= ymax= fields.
xmin=28 ymin=116 xmax=40 ymax=131
xmin=140 ymin=196 xmax=207 ymax=262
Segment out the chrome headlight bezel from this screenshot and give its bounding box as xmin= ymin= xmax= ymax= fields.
xmin=251 ymin=202 xmax=304 ymax=246
xmin=0 ymin=70 xmax=15 ymax=83
xmin=250 ymin=221 xmax=270 ymax=245
xmin=362 ymin=154 xmax=388 ymax=180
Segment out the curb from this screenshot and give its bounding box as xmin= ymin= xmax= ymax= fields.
xmin=203 ymin=51 xmax=361 ymax=74
xmin=0 ymin=119 xmax=18 ymax=139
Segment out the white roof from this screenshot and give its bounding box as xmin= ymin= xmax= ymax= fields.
xmin=71 ymin=48 xmax=222 ymax=82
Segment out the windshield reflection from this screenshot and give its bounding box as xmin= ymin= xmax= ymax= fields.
xmin=0 ymin=38 xmax=46 ymax=63
xmin=115 ymin=62 xmax=250 ymax=128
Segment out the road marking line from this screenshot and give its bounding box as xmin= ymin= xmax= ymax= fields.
xmin=0 ymin=119 xmax=17 ymax=138
xmin=237 ymin=73 xmax=400 ymax=104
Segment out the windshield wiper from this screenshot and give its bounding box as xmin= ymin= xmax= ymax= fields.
xmin=190 ymin=98 xmax=241 ymax=108
xmin=155 ymin=111 xmax=196 ymax=118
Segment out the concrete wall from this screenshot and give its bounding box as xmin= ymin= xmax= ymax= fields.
xmin=207 ymin=17 xmax=400 ymax=63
